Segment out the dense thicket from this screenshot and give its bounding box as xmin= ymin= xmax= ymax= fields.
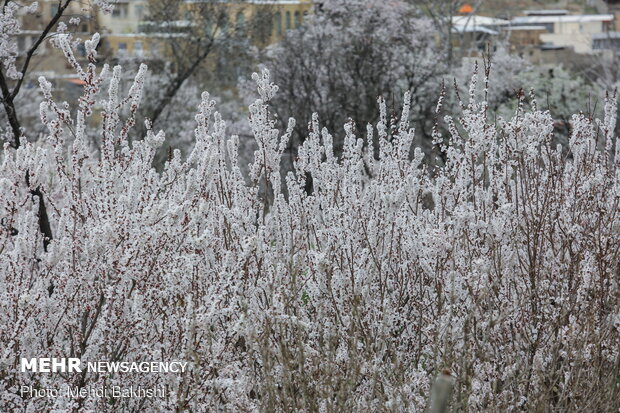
xmin=0 ymin=35 xmax=619 ymax=411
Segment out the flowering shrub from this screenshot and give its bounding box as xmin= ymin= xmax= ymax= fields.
xmin=0 ymin=36 xmax=619 ymax=412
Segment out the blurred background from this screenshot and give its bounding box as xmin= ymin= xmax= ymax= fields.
xmin=4 ymin=0 xmax=620 ymax=167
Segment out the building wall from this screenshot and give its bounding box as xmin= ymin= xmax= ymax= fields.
xmin=181 ymin=1 xmax=313 ymax=44
xmin=17 ymin=1 xmax=98 ymax=77
xmin=21 ymin=0 xmax=97 ymax=32
xmin=100 ymin=1 xmax=314 ymax=58
xmin=540 ymin=20 xmax=608 ymax=52
xmin=103 ymin=35 xmax=155 ymax=58
xmin=97 ymin=0 xmax=148 ymax=34
xmin=268 ymin=2 xmax=313 ymax=42
xmin=506 ymin=29 xmax=546 ymax=50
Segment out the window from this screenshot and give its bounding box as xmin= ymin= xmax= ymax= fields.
xmin=275 ymin=12 xmax=282 ymax=35
xmin=236 ymin=11 xmax=245 ymax=30
xmin=133 ymin=41 xmax=143 ymax=57
xmin=220 ymin=18 xmax=229 ymax=36
xmin=17 ymin=36 xmax=25 ymax=54
xmin=118 ymin=42 xmax=127 ymax=56
xmin=135 ymin=5 xmax=144 ymax=19
xmin=285 ymin=11 xmax=291 ymax=30
xmin=112 ymin=4 xmax=129 ymax=18
xmin=294 ymin=11 xmax=301 ymax=28
xmin=50 ymin=4 xmax=59 ymax=17
xmin=150 ymin=42 xmax=160 ymax=57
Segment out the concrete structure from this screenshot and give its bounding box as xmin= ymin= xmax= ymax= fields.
xmin=511 ymin=14 xmax=615 ymax=53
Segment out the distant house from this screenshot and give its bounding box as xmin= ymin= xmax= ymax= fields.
xmin=451 ymin=15 xmax=509 ymax=53
xmin=510 ymin=14 xmax=615 ymax=53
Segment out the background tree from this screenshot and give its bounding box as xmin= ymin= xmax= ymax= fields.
xmin=0 ymin=0 xmax=79 ymax=148
xmin=135 ymin=0 xmax=273 ymax=136
xmin=254 ymin=0 xmax=445 ymax=164
xmin=449 ymin=46 xmax=605 ymax=152
xmin=578 ymin=52 xmax=620 ymax=136
xmin=407 ymin=0 xmax=490 ymax=65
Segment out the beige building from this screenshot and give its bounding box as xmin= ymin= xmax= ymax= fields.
xmin=97 ymin=0 xmax=146 ymax=34
xmin=17 ymin=1 xmax=97 ymax=78
xmin=99 ymin=0 xmax=314 ymax=58
xmin=18 ymin=1 xmax=315 ymax=66
xmin=511 ymin=14 xmax=615 ymax=53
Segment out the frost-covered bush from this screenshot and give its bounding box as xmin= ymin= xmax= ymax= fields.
xmin=453 ymin=46 xmax=529 ymax=112
xmin=454 ymin=50 xmax=601 ymax=144
xmin=0 ymin=37 xmax=619 ymax=412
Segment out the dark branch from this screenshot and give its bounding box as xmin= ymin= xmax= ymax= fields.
xmin=10 ymin=0 xmax=74 ymax=101
xmin=146 ymin=43 xmax=214 ymax=130
xmin=0 ymin=69 xmax=21 ymax=148
xmin=0 ymin=0 xmax=73 ymax=252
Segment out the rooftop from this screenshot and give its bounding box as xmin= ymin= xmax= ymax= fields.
xmin=523 ymin=10 xmax=569 ymax=16
xmin=502 ymin=25 xmax=548 ymax=31
xmin=452 ymin=15 xmax=510 ymax=27
xmin=451 ymin=25 xmax=499 ymax=35
xmin=512 ymin=14 xmax=614 ymax=24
